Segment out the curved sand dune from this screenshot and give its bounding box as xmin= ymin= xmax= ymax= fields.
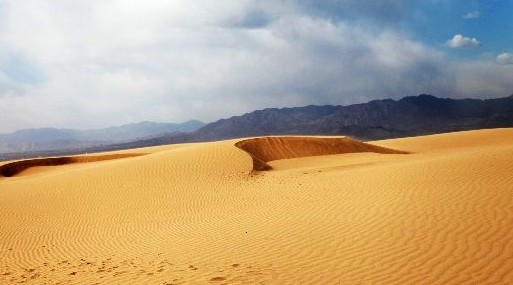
xmin=0 ymin=153 xmax=145 ymax=177
xmin=1 ymin=129 xmax=513 ymax=284
xmin=235 ymin=136 xmax=407 ymax=171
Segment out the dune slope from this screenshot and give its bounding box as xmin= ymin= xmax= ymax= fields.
xmin=235 ymin=136 xmax=407 ymax=171
xmin=0 ymin=153 xmax=145 ymax=177
xmin=0 ymin=129 xmax=512 ymax=284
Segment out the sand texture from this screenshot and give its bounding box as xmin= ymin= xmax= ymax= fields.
xmin=1 ymin=129 xmax=512 ymax=284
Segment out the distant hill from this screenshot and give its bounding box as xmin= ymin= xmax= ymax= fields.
xmin=0 ymin=120 xmax=205 ymax=155
xmin=188 ymin=94 xmax=513 ymax=141
xmin=2 ymin=94 xmax=513 ymax=161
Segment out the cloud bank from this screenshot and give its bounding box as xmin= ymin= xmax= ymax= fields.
xmin=0 ymin=1 xmax=511 ymax=133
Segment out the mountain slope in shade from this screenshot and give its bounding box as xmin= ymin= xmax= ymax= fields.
xmin=0 ymin=120 xmax=204 ymax=154
xmin=190 ymin=94 xmax=513 ymax=141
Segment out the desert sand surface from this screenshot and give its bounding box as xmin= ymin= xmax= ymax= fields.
xmin=1 ymin=128 xmax=512 ymax=284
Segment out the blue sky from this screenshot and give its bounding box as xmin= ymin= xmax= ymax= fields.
xmin=413 ymin=0 xmax=513 ymax=55
xmin=0 ymin=0 xmax=512 ymax=132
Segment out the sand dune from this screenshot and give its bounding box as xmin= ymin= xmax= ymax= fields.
xmin=0 ymin=153 xmax=145 ymax=178
xmin=235 ymin=136 xmax=407 ymax=171
xmin=1 ymin=129 xmax=512 ymax=284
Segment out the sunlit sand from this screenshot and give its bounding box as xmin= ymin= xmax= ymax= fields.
xmin=1 ymin=128 xmax=512 ymax=284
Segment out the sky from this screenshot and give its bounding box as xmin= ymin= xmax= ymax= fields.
xmin=0 ymin=0 xmax=512 ymax=133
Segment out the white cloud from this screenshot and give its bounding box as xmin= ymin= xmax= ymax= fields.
xmin=462 ymin=11 xmax=481 ymax=19
xmin=496 ymin=53 xmax=513 ymax=65
xmin=446 ymin=34 xmax=480 ymax=48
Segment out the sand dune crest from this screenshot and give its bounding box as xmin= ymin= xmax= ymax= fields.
xmin=235 ymin=136 xmax=407 ymax=171
xmin=0 ymin=153 xmax=145 ymax=177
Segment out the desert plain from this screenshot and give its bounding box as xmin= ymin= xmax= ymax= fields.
xmin=0 ymin=128 xmax=512 ymax=284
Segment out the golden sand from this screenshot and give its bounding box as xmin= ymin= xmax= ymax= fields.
xmin=1 ymin=128 xmax=512 ymax=284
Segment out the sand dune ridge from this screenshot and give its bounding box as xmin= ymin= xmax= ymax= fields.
xmin=235 ymin=136 xmax=408 ymax=171
xmin=0 ymin=153 xmax=145 ymax=177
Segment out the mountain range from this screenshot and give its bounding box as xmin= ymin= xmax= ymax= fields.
xmin=0 ymin=120 xmax=204 ymax=155
xmin=192 ymin=94 xmax=513 ymax=140
xmin=1 ymin=94 xmax=513 ymax=160
xmin=123 ymin=94 xmax=513 ymax=146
